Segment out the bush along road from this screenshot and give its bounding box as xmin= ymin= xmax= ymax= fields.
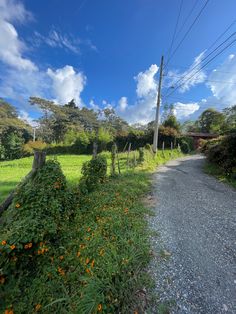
xmin=148 ymin=155 xmax=236 ymax=314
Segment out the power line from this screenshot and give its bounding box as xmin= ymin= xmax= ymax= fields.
xmin=174 ymin=0 xmax=199 ymax=41
xmin=163 ymin=31 xmax=236 ymax=97
xmin=165 ymin=0 xmax=210 ymax=69
xmin=163 ymin=18 xmax=236 ymax=96
xmin=164 ymin=35 xmax=236 ymax=99
xmin=166 ymin=0 xmax=184 ymax=68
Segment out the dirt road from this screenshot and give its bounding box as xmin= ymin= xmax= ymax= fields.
xmin=149 ymin=155 xmax=236 ymax=314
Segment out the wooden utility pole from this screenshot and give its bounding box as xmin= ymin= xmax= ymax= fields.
xmin=153 ymin=55 xmax=164 ymax=153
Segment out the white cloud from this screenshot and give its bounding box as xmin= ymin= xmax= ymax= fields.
xmin=206 ymin=54 xmax=236 ymax=104
xmin=135 ymin=64 xmax=158 ymax=97
xmin=0 ymin=0 xmax=33 ymax=24
xmin=118 ymin=97 xmax=128 ymax=112
xmin=33 ymin=28 xmax=97 ymax=54
xmin=0 ymin=0 xmax=36 ymax=71
xmin=166 ymin=52 xmax=206 ymax=92
xmin=18 ymin=110 xmax=38 ymax=127
xmin=47 ymin=65 xmax=86 ymax=105
xmin=115 ymin=64 xmax=159 ymax=124
xmin=173 ymin=102 xmax=200 ymax=119
xmin=34 ymin=29 xmax=81 ymax=54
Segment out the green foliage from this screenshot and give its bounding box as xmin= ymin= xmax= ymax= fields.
xmin=0 ymin=160 xmax=76 ymax=312
xmin=97 ymin=127 xmax=113 ymax=150
xmin=163 ymin=114 xmax=180 ymax=132
xmin=203 ymin=134 xmax=236 ymax=175
xmin=179 ymin=140 xmax=190 ymax=153
xmin=196 ymin=108 xmax=225 ymax=134
xmin=74 ymin=130 xmax=91 ymax=153
xmin=138 ymin=147 xmax=145 ymax=163
xmin=23 ymin=140 xmax=47 ymax=155
xmin=178 ymin=136 xmax=194 ymax=153
xmin=1 ymin=131 xmax=24 ymax=160
xmin=80 ymin=156 xmax=107 ymax=193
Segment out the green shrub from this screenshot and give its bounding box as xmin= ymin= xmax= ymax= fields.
xmin=1 ymin=131 xmax=24 ymax=160
xmin=0 ymin=160 xmax=76 ymax=312
xmin=80 ymin=155 xmax=107 ymax=193
xmin=138 ymin=147 xmax=145 ymax=163
xmin=204 ymin=134 xmax=236 ymax=175
xmin=180 ymin=140 xmax=190 ymax=153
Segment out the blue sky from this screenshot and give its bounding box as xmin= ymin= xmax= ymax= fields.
xmin=1 ymin=0 xmax=236 ymax=125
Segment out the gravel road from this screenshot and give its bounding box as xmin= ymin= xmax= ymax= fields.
xmin=148 ymin=155 xmax=236 ymax=314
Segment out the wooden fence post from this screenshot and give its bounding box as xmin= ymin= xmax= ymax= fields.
xmin=171 ymin=142 xmax=173 ymax=156
xmin=0 ymin=151 xmax=46 ymax=215
xmin=93 ymin=142 xmax=98 ymax=158
xmin=127 ymin=143 xmax=131 ymax=169
xmin=116 ymin=144 xmax=121 ymax=174
xmin=162 ymin=141 xmax=165 ymax=156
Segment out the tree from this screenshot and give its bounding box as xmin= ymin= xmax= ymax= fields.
xmin=163 ymin=115 xmax=180 ymax=132
xmin=196 ymin=108 xmax=225 ymax=134
xmin=223 ymin=105 xmax=236 ymax=133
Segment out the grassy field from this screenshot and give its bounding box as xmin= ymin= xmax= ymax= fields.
xmin=0 ymin=152 xmax=137 ymax=203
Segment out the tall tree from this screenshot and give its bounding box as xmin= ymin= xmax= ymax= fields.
xmin=196 ymin=108 xmax=225 ymax=134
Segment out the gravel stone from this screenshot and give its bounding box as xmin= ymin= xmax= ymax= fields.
xmin=148 ymin=155 xmax=236 ymax=314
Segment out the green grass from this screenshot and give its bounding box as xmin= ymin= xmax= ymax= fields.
xmin=0 ymin=155 xmax=91 ymax=203
xmin=0 ymin=151 xmax=143 ymax=203
xmin=204 ymin=162 xmax=236 ymax=189
xmin=0 ymin=149 xmax=183 ymax=313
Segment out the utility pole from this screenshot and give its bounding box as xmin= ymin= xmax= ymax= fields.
xmin=153 ymin=55 xmax=164 ymax=153
xmin=33 ymin=128 xmax=36 ymax=142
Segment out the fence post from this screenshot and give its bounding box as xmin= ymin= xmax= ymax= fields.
xmin=127 ymin=143 xmax=131 ymax=169
xmin=0 ymin=151 xmax=46 ymax=215
xmin=111 ymin=143 xmax=116 ymax=176
xmin=93 ymin=142 xmax=98 ymax=158
xmin=116 ymin=144 xmax=121 ymax=174
xmin=171 ymin=142 xmax=173 ymax=157
xmin=162 ymin=141 xmax=165 ymax=157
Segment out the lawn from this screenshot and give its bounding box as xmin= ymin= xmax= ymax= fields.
xmin=0 ymin=152 xmax=136 ymax=203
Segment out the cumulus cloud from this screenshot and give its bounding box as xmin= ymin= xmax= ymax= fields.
xmin=47 ymin=65 xmax=86 ymax=105
xmin=166 ymin=52 xmax=206 ymax=93
xmin=173 ymin=102 xmax=200 ymax=119
xmin=135 ymin=64 xmax=158 ymax=97
xmin=118 ymin=97 xmax=128 ymax=112
xmin=0 ymin=0 xmax=36 ymax=71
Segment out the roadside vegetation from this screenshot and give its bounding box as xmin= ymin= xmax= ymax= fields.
xmin=201 ymin=134 xmax=236 ymax=189
xmin=0 ymin=148 xmax=182 ymax=314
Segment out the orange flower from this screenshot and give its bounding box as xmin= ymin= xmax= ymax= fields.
xmin=124 ymin=208 xmax=129 ymax=214
xmin=86 ymin=258 xmax=90 ymax=264
xmin=58 ymin=267 xmax=65 ymax=276
xmin=77 ymin=251 xmax=81 ymax=257
xmin=10 ymin=245 xmax=16 ymax=250
xmin=15 ymin=203 xmax=20 ymax=208
xmin=134 ymin=311 xmax=138 ymax=314
xmin=85 ymin=268 xmax=90 ymax=274
xmin=97 ymin=304 xmax=102 ymax=312
xmin=1 ymin=240 xmax=7 ymax=245
xmin=59 ymin=255 xmax=64 ymax=260
xmin=5 ymin=309 xmax=14 ymax=314
xmin=80 ymin=244 xmax=86 ymax=249
xmin=28 ymin=242 xmax=33 ymax=248
xmin=87 ymin=227 xmax=91 ymax=232
xmin=35 ymin=304 xmax=42 ymax=311
xmin=24 ymin=244 xmax=29 ymax=249
xmin=91 ymin=260 xmax=95 ymax=268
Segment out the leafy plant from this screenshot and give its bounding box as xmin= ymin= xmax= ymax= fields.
xmin=80 ymin=155 xmax=107 ymax=193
